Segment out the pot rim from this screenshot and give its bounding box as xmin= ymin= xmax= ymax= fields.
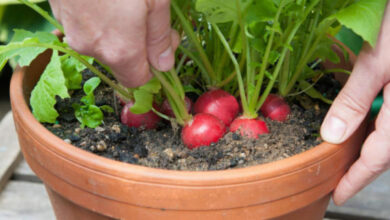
xmin=10 ymin=45 xmax=357 ymax=187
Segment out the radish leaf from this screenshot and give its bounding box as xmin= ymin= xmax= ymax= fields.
xmin=61 ymin=55 xmax=94 ymax=90
xmin=334 ymin=0 xmax=387 ymax=47
xmin=130 ymin=77 xmax=161 ymax=114
xmin=0 ymin=29 xmax=59 ymax=66
xmin=30 ymin=50 xmax=69 ymax=123
xmin=73 ymin=104 xmax=103 ymax=129
xmin=73 ymin=77 xmax=105 ymax=128
xmin=81 ymin=77 xmax=100 ymax=106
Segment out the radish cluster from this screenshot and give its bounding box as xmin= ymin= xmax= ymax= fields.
xmin=119 ymin=91 xmax=290 ymax=150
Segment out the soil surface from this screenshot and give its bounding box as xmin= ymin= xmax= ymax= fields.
xmin=44 ymin=68 xmax=340 ymax=171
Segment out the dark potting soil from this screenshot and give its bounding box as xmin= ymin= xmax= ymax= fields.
xmin=44 ymin=69 xmax=340 ymax=171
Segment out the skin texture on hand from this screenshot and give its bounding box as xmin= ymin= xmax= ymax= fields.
xmin=48 ymin=0 xmax=179 ymax=88
xmin=321 ymin=2 xmax=390 ymax=206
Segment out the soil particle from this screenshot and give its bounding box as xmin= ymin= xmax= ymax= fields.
xmin=97 ymin=140 xmax=107 ymax=152
xmin=43 ymin=69 xmax=339 ymax=171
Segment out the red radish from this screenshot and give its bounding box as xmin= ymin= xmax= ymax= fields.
xmin=230 ymin=117 xmax=269 ymax=139
xmin=260 ymin=94 xmax=291 ymax=121
xmin=121 ymin=102 xmax=161 ymax=129
xmin=182 ymin=113 xmax=226 ymax=149
xmin=194 ymin=89 xmax=239 ymax=126
xmin=161 ymin=97 xmax=193 ymax=118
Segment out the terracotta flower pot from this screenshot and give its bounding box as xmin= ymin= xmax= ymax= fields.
xmin=10 ymin=44 xmax=365 ymax=219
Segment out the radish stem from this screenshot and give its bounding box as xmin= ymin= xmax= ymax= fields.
xmin=212 ymin=23 xmax=253 ymax=118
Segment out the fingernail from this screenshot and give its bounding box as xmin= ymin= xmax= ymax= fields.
xmin=321 ymin=116 xmax=347 ymax=144
xmin=158 ymin=47 xmax=173 ymax=71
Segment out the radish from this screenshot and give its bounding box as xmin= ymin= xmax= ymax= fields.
xmin=194 ymin=89 xmax=239 ymax=126
xmin=260 ymin=94 xmax=291 ymax=122
xmin=182 ymin=113 xmax=226 ymax=149
xmin=121 ymin=102 xmax=161 ymax=129
xmin=230 ymin=117 xmax=269 ymax=139
xmin=161 ymin=96 xmax=193 ymax=118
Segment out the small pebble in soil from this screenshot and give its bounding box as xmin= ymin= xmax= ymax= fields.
xmin=163 ymin=148 xmax=175 ymax=161
xmin=97 ymin=140 xmax=107 ymax=152
xmin=63 ymin=139 xmax=71 ymax=144
xmin=111 ymin=124 xmax=121 ymax=133
xmin=69 ymin=134 xmax=81 ymax=142
xmin=95 ymin=127 xmax=105 ymax=133
xmin=89 ymin=145 xmax=97 ymax=152
xmin=74 ymin=128 xmax=81 ymax=134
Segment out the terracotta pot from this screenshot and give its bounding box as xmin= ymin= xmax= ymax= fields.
xmin=10 ymin=46 xmax=365 ymax=219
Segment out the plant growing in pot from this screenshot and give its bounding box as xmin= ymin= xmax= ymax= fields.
xmin=2 ymin=0 xmax=386 ymax=219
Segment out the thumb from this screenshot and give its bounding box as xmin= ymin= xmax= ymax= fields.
xmin=146 ymin=0 xmax=175 ymax=72
xmin=321 ymin=45 xmax=383 ymax=144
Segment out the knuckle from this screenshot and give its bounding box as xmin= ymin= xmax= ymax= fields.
xmin=157 ymin=0 xmax=171 ymax=9
xmin=148 ymin=28 xmax=171 ymax=47
xmin=336 ymin=90 xmax=368 ymax=117
xmin=116 ymin=62 xmax=150 ymax=88
xmin=147 ymin=0 xmax=170 ymax=11
xmin=357 ymin=53 xmax=385 ymax=81
xmin=342 ymin=172 xmax=355 ymax=191
xmin=98 ymin=45 xmax=145 ymax=67
xmin=66 ymin=35 xmax=91 ymax=55
xmin=361 ymin=156 xmax=389 ymax=176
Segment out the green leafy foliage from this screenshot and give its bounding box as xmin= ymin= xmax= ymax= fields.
xmin=61 ymin=55 xmax=94 ymax=90
xmin=195 ymin=0 xmax=250 ymax=23
xmin=130 ymin=77 xmax=161 ymax=114
xmin=0 ymin=2 xmax=125 ymax=129
xmin=61 ymin=56 xmax=83 ymax=90
xmin=5 ymin=0 xmax=388 ymax=127
xmin=30 ymin=50 xmax=69 ymax=123
xmin=196 ymin=0 xmax=277 ymax=24
xmin=0 ymin=29 xmax=59 ymax=67
xmin=73 ymin=77 xmax=106 ymax=128
xmin=334 ymin=0 xmax=387 ymax=47
xmin=73 ymin=104 xmax=104 ymax=129
xmin=192 ymin=0 xmax=387 ymax=117
xmin=81 ymin=77 xmax=100 ymax=105
xmin=246 ymin=0 xmax=277 ymax=24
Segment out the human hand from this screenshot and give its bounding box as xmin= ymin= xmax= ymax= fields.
xmin=48 ymin=0 xmax=179 ymax=88
xmin=320 ymin=3 xmax=390 ymax=206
